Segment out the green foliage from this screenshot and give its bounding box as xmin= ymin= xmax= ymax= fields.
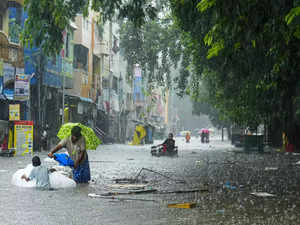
xmin=22 ymin=0 xmax=157 ymax=55
xmin=170 ymin=0 xmax=300 ymax=130
xmin=285 ymin=6 xmax=300 ymax=25
xmin=206 ymin=40 xmax=224 ymax=59
xmin=119 ymin=12 xmax=182 ymax=91
xmin=197 ymin=0 xmax=216 ymax=13
xmin=95 ymin=15 xmax=104 ymax=39
xmin=9 ymin=18 xmax=22 ymax=44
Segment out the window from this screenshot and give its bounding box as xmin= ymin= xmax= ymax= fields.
xmin=51 ymin=56 xmax=56 ymax=65
xmin=73 ymin=44 xmax=88 ymax=71
xmin=102 ymin=78 xmax=109 ymax=89
xmin=112 ymin=76 xmax=118 ymax=92
xmin=112 ymin=36 xmax=119 ymax=53
xmin=136 ymin=93 xmax=141 ymax=102
xmin=83 ymin=18 xmax=89 ymax=30
xmin=8 ymin=2 xmax=22 ymax=25
xmin=101 ymin=56 xmax=104 ymax=73
xmin=92 ymin=55 xmax=100 ymax=88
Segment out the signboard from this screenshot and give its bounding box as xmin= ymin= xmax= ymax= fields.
xmin=0 ymin=59 xmax=3 ymax=77
xmin=0 ymin=77 xmax=3 ymax=95
xmin=9 ymin=104 xmax=20 ymax=120
xmin=14 ymin=121 xmax=33 ymax=156
xmin=0 ymin=60 xmax=3 ymax=98
xmin=14 ymin=74 xmax=30 ymax=101
xmin=62 ymin=58 xmax=73 ymax=78
xmin=3 ymin=63 xmax=15 ymax=88
xmin=3 ymin=63 xmax=15 ymax=100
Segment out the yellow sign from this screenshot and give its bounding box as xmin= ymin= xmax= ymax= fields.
xmin=9 ymin=104 xmax=20 ymax=120
xmin=14 ymin=121 xmax=34 ymax=156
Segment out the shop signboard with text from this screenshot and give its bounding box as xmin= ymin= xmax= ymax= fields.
xmin=14 ymin=74 xmax=30 ymax=101
xmin=9 ymin=104 xmax=20 ymax=121
xmin=14 ymin=121 xmax=33 ymax=156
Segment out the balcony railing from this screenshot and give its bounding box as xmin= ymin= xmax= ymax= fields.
xmin=0 ymin=31 xmax=23 ymax=67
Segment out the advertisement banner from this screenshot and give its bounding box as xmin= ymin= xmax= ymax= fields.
xmin=3 ymin=63 xmax=15 ymax=100
xmin=0 ymin=59 xmax=3 ymax=97
xmin=14 ymin=121 xmax=33 ymax=156
xmin=62 ymin=58 xmax=73 ymax=78
xmin=14 ymin=74 xmax=30 ymax=101
xmin=0 ymin=59 xmax=3 ymax=77
xmin=9 ymin=104 xmax=20 ymax=120
xmin=0 ymin=77 xmax=3 ymax=96
xmin=3 ymin=63 xmax=15 ymax=87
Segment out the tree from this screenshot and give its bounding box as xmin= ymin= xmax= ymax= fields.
xmin=170 ymin=0 xmax=300 ymax=146
xmin=119 ymin=16 xmax=182 ymax=89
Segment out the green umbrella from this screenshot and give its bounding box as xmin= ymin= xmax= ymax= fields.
xmin=57 ymin=123 xmax=102 ymax=150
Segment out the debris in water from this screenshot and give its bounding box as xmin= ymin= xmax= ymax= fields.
xmin=109 ymin=184 xmax=147 ymax=190
xmin=88 ymin=193 xmax=157 ymax=202
xmin=216 ymin=209 xmax=225 ymax=214
xmin=100 ymin=189 xmax=157 ymax=196
xmin=264 ymin=167 xmax=278 ymax=171
xmin=224 ymin=181 xmax=237 ymax=190
xmin=114 ymin=178 xmax=148 ymax=184
xmin=250 ymin=192 xmax=275 ymax=197
xmin=168 ymin=202 xmax=196 ymax=209
xmin=159 ymin=189 xmax=209 ymax=194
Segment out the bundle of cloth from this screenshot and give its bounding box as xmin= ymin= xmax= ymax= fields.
xmin=11 ymin=153 xmax=76 ymax=189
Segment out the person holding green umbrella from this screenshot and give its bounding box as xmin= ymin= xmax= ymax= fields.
xmin=48 ymin=126 xmax=91 ymax=183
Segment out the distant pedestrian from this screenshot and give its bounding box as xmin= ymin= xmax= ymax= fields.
xmin=185 ymin=132 xmax=191 ymax=143
xmin=21 ymin=156 xmax=51 ymax=189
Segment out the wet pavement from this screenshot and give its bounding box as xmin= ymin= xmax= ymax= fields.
xmin=1 ymin=135 xmax=300 ymax=225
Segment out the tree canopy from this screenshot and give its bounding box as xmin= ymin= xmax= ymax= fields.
xmin=22 ymin=0 xmax=300 ymax=141
xmin=170 ymin=0 xmax=300 ymax=136
xmin=22 ymin=0 xmax=157 ymax=55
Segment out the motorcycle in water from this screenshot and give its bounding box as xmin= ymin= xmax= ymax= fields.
xmin=150 ymin=145 xmax=178 ymax=157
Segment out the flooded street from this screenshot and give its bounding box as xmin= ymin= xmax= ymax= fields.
xmin=1 ymin=136 xmax=300 ymax=225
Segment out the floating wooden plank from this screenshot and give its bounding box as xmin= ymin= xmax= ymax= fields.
xmin=159 ymin=189 xmax=209 ymax=194
xmin=109 ymin=184 xmax=147 ymax=189
xmin=168 ymin=202 xmax=197 ymax=209
xmin=88 ymin=193 xmax=157 ymax=202
xmin=100 ymin=189 xmax=157 ymax=196
xmin=250 ymin=192 xmax=275 ymax=197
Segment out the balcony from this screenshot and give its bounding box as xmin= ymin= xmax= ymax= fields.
xmin=0 ymin=31 xmax=23 ymax=67
xmin=94 ymin=41 xmax=109 ymax=56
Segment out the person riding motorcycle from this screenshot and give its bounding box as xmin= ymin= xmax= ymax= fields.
xmin=157 ymin=133 xmax=175 ymax=153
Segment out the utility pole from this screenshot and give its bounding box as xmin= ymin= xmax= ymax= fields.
xmin=108 ymin=20 xmax=112 ymax=139
xmin=37 ymin=49 xmax=43 ymax=152
xmin=62 ymin=59 xmax=65 ymax=125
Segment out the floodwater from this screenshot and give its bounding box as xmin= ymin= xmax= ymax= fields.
xmin=1 ymin=135 xmax=300 ymax=225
